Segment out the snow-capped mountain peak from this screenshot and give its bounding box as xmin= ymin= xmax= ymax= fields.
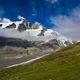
xmin=0 ymin=18 xmax=72 ymax=46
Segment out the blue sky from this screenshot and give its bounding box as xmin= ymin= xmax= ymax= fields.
xmin=0 ymin=0 xmax=80 ymax=40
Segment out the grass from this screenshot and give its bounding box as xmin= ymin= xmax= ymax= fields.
xmin=0 ymin=43 xmax=80 ymax=80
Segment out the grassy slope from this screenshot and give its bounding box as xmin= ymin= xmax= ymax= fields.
xmin=0 ymin=43 xmax=80 ymax=80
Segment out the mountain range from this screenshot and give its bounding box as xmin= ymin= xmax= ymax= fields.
xmin=0 ymin=17 xmax=72 ymax=48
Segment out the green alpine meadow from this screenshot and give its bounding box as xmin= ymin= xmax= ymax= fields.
xmin=0 ymin=42 xmax=80 ymax=80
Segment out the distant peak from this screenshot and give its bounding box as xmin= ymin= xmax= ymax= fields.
xmin=0 ymin=17 xmax=73 ymax=46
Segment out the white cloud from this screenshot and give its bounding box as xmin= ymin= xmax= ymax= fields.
xmin=50 ymin=7 xmax=80 ymax=41
xmin=17 ymin=15 xmax=25 ymax=20
xmin=45 ymin=0 xmax=58 ymax=4
xmin=0 ymin=18 xmax=11 ymax=23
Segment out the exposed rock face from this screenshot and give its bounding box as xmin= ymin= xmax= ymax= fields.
xmin=0 ymin=37 xmax=35 ymax=48
xmin=0 ymin=37 xmax=70 ymax=49
xmin=38 ymin=27 xmax=47 ymax=36
xmin=38 ymin=39 xmax=65 ymax=50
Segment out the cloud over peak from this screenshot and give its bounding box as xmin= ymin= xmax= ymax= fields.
xmin=0 ymin=18 xmax=11 ymax=23
xmin=50 ymin=7 xmax=80 ymax=40
xmin=17 ymin=15 xmax=25 ymax=20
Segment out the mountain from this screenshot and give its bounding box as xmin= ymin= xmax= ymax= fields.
xmin=0 ymin=18 xmax=72 ymax=47
xmin=0 ymin=42 xmax=80 ymax=80
xmin=0 ymin=37 xmax=36 ymax=48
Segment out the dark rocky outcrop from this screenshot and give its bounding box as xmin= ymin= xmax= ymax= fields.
xmin=0 ymin=37 xmax=36 ymax=48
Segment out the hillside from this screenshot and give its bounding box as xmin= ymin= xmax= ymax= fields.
xmin=0 ymin=42 xmax=80 ymax=80
xmin=0 ymin=37 xmax=67 ymax=69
